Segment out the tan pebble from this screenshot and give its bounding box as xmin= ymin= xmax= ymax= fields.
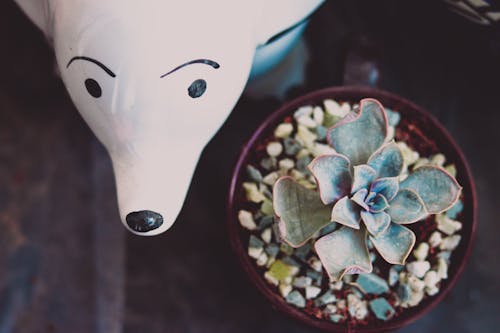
xmin=274 ymin=123 xmax=294 ymax=138
xmin=261 ymin=228 xmax=272 ymax=244
xmin=440 ymin=235 xmax=461 ymax=251
xmin=238 ymin=210 xmax=257 ymax=230
xmin=279 ymin=283 xmax=292 ymax=297
xmin=279 ymin=158 xmax=295 ymax=170
xmin=313 ymin=106 xmax=324 ymax=125
xmin=428 ymin=231 xmax=443 ymax=248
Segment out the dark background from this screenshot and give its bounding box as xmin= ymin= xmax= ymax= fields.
xmin=1 ymin=1 xmax=499 ymax=332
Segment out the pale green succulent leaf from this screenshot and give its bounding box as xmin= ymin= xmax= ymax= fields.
xmin=327 ymin=99 xmax=388 ymax=165
xmin=273 ymin=177 xmax=333 ymax=247
xmin=370 ymin=223 xmax=416 ymax=265
xmin=315 ymin=227 xmax=372 ymax=281
xmin=368 ymin=142 xmax=404 ymax=178
xmin=331 ymin=196 xmax=361 ymax=229
xmin=308 ymin=154 xmax=352 ymax=205
xmin=387 ymin=189 xmax=428 ymax=224
xmin=351 ymin=165 xmax=377 ymax=194
xmin=361 ymin=211 xmax=391 ymax=237
xmin=370 ymin=177 xmax=399 ymax=202
xmin=400 ymin=166 xmax=462 ymax=214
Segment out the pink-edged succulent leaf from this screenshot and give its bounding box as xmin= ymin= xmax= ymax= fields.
xmin=308 ymin=154 xmax=352 ymax=205
xmin=370 ymin=223 xmax=416 ymax=265
xmin=400 ymin=165 xmax=462 ymax=214
xmin=368 ymin=193 xmax=389 ymax=213
xmin=367 ymin=142 xmax=404 ymax=178
xmin=331 ymin=196 xmax=361 ymax=229
xmin=361 ymin=211 xmax=391 ymax=237
xmin=315 ymin=226 xmax=372 ymax=281
xmin=370 ymin=177 xmax=399 ymax=202
xmin=273 ymin=177 xmax=332 ymax=247
xmin=351 ymin=188 xmax=369 ymax=211
xmin=327 ymin=99 xmax=388 ymax=166
xmin=351 ymin=165 xmax=377 ymax=194
xmin=387 ymin=189 xmax=428 ymax=224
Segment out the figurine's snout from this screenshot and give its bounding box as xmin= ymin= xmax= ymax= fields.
xmin=126 ymin=210 xmax=164 ymax=233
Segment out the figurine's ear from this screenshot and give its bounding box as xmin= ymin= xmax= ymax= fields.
xmin=14 ymin=0 xmax=53 ymax=38
xmin=254 ymin=0 xmax=324 ymax=46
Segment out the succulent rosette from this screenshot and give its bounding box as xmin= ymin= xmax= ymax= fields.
xmin=273 ymin=99 xmax=462 ymax=281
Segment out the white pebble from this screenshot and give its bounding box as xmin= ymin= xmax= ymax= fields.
xmin=238 ymin=210 xmax=257 ymax=230
xmin=425 ymin=286 xmax=440 ymax=296
xmin=290 ymin=169 xmax=305 ymax=180
xmin=296 ymin=125 xmax=317 ymax=147
xmin=308 ymin=257 xmax=323 ymax=272
xmin=323 ymin=99 xmax=341 ymax=116
xmin=325 ymin=304 xmax=337 ymax=314
xmin=339 ymin=102 xmax=351 ymax=116
xmin=243 ymin=182 xmax=266 ymax=203
xmin=297 ymin=115 xmax=317 ymax=129
xmin=311 ymin=143 xmax=336 ymax=157
xmin=431 ymin=154 xmax=446 ymax=166
xmin=347 ymin=294 xmax=368 ymax=320
xmin=279 ymin=158 xmax=295 ymax=170
xmin=397 ymin=142 xmax=420 ymax=166
xmin=295 ymin=148 xmax=310 ymax=159
xmin=424 ymin=271 xmax=440 ymax=288
xmin=306 ymin=285 xmax=322 ymax=299
xmin=261 ymin=228 xmax=272 ymax=244
xmin=407 ymin=290 xmax=425 ymax=307
xmin=440 ymin=235 xmax=461 ymax=251
xmin=293 ymin=276 xmax=312 ymax=288
xmin=262 ymin=171 xmax=279 ymax=186
xmin=266 ymin=142 xmax=283 ymax=157
xmin=428 ymin=231 xmax=443 ymax=248
xmin=406 ymin=261 xmax=430 ymax=278
xmin=274 ymin=123 xmax=294 ymax=138
xmin=264 ymin=271 xmax=279 ymax=286
xmin=279 ymin=283 xmax=292 ymax=297
xmin=313 ymin=106 xmax=324 ymax=125
xmin=294 ymin=105 xmax=313 ymax=119
xmin=437 ymin=214 xmax=462 ymax=236
xmin=413 ymin=242 xmax=429 ymax=261
xmin=248 ymin=247 xmax=263 ymax=260
xmin=330 ymin=281 xmax=343 ymax=290
xmin=256 ymin=252 xmax=268 ymax=266
xmin=399 ymin=271 xmax=408 ymax=284
xmin=438 ymin=251 xmax=452 ymax=261
xmin=437 ymin=258 xmax=448 ymax=280
xmin=408 ymin=275 xmax=425 ymax=292
xmin=413 ymin=158 xmax=430 ymax=170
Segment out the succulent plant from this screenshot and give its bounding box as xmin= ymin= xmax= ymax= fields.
xmin=273 ymin=99 xmax=462 ymax=281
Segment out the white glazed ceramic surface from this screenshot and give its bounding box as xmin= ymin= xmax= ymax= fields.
xmin=14 ymin=0 xmax=324 ymax=235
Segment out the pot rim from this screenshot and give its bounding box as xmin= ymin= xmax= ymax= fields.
xmin=227 ymin=86 xmax=477 ymax=333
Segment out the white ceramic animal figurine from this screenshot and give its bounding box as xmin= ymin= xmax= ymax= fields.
xmin=14 ymin=0 xmax=324 ymax=235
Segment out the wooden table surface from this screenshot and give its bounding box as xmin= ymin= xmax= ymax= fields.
xmin=1 ymin=1 xmax=499 ymax=332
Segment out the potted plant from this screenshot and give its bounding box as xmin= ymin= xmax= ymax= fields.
xmin=227 ymin=87 xmax=476 ymax=332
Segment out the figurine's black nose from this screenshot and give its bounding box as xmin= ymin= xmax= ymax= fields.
xmin=126 ymin=210 xmax=163 ymax=232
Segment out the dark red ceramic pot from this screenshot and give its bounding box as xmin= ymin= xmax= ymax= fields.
xmin=227 ymin=86 xmax=477 ymax=332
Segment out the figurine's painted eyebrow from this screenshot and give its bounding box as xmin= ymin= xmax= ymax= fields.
xmin=66 ymin=56 xmax=116 ymax=77
xmin=160 ymin=59 xmax=220 ymax=78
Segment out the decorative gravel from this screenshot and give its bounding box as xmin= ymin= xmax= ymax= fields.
xmin=237 ymin=99 xmax=464 ymax=326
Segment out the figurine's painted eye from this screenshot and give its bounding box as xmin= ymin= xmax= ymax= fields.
xmin=188 ymin=79 xmax=207 ymax=98
xmin=85 ymin=78 xmax=102 ymax=98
